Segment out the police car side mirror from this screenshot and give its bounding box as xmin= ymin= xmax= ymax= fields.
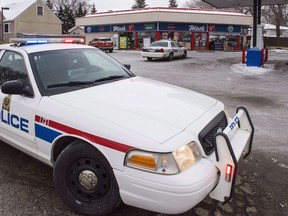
xmin=1 ymin=80 xmax=33 ymax=97
xmin=124 ymin=64 xmax=131 ymax=70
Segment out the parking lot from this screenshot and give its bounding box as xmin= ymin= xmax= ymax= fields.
xmin=0 ymin=50 xmax=288 ymax=216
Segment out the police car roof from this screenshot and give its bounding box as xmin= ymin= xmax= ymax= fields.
xmin=16 ymin=43 xmax=91 ymax=54
xmin=0 ymin=38 xmax=91 ymax=54
xmin=0 ymin=43 xmax=92 ymax=54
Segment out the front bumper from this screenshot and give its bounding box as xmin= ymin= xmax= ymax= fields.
xmin=115 ymin=158 xmax=218 ymax=214
xmin=114 ymin=107 xmax=253 ymax=214
xmin=141 ymin=51 xmax=169 ymax=59
xmin=98 ymin=46 xmax=114 ymax=50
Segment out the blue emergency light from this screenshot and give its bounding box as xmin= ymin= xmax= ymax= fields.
xmin=9 ymin=38 xmax=85 ymax=45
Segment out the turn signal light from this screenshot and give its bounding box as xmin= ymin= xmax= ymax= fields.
xmin=129 ymin=155 xmax=156 ymax=169
xmin=225 ymin=164 xmax=233 ymax=182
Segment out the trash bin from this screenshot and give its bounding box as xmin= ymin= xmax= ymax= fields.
xmin=246 ymin=47 xmax=262 ymax=67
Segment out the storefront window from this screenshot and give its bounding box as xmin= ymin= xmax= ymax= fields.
xmin=193 ymin=32 xmax=208 ymax=50
xmin=179 ymin=32 xmax=191 ymax=42
xmin=161 ymin=32 xmax=174 ymax=40
xmin=160 ymin=32 xmax=191 ymax=49
xmin=209 ymin=33 xmax=240 ymax=50
xmin=226 ymin=36 xmax=238 ymax=48
xmin=138 ymin=32 xmax=156 ymax=48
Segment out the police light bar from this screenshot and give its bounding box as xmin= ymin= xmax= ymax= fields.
xmin=10 ymin=38 xmax=85 ymax=45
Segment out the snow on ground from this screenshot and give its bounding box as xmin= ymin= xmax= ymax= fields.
xmin=269 ymin=49 xmax=288 ymax=54
xmin=230 ymin=63 xmax=274 ymax=76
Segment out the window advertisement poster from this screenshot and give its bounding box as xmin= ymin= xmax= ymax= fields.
xmin=120 ymin=36 xmax=127 ymax=49
xmin=173 ymin=32 xmax=179 ymax=41
xmin=143 ymin=38 xmax=151 ymax=47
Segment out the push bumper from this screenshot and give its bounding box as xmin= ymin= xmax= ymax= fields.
xmin=209 ymin=106 xmax=254 ymax=203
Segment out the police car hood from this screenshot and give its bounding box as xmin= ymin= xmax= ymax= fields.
xmin=50 ymin=77 xmax=217 ymax=143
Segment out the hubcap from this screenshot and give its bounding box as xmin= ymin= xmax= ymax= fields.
xmin=67 ymin=158 xmax=111 ymax=202
xmin=79 ymin=170 xmax=98 ymax=190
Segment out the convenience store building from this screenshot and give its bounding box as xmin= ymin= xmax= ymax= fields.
xmin=76 ymin=7 xmax=252 ymax=51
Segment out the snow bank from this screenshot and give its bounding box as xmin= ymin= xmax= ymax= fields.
xmin=230 ymin=63 xmax=274 ymax=76
xmin=269 ymin=49 xmax=288 ymax=54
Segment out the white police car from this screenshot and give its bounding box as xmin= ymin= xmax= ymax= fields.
xmin=0 ymin=38 xmax=254 ymax=216
xmin=141 ymin=40 xmax=187 ymax=61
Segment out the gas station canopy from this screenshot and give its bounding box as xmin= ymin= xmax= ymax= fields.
xmin=203 ymin=0 xmax=288 ymax=48
xmin=203 ymin=0 xmax=287 ymax=8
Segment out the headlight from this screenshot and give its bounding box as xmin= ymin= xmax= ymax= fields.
xmin=124 ymin=142 xmax=202 ymax=175
xmin=173 ymin=141 xmax=202 ymax=172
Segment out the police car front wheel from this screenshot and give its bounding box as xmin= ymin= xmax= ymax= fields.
xmin=168 ymin=53 xmax=173 ymax=61
xmin=53 ymin=140 xmax=121 ymax=216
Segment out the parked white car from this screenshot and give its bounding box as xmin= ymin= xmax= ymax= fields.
xmin=141 ymin=40 xmax=187 ymax=61
xmin=0 ymin=38 xmax=254 ymax=216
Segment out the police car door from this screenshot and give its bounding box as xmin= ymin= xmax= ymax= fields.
xmin=0 ymin=49 xmax=39 ymax=155
xmin=171 ymin=41 xmax=181 ymax=57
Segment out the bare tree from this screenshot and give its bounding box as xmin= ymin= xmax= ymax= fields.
xmin=262 ymin=4 xmax=288 ymax=37
xmin=169 ymin=0 xmax=178 ymax=8
xmin=51 ymin=0 xmax=91 ymax=12
xmin=183 ymin=0 xmax=213 ymax=9
xmin=50 ymin=0 xmax=90 ymax=33
xmin=184 ymin=0 xmax=254 ymax=14
xmin=234 ymin=6 xmax=253 ymax=15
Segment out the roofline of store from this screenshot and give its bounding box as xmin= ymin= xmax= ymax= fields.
xmin=85 ymin=7 xmax=251 ymax=18
xmin=77 ymin=7 xmax=252 ymax=27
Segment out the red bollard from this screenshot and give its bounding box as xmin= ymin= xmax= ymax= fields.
xmin=242 ymin=48 xmax=246 ymax=64
xmin=265 ymin=48 xmax=269 ymax=62
xmin=261 ymin=49 xmax=265 ymax=66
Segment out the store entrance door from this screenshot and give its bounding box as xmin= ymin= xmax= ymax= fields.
xmin=192 ymin=32 xmax=208 ymax=50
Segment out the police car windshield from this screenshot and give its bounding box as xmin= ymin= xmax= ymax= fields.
xmin=30 ymin=48 xmax=133 ymax=95
xmin=150 ymin=41 xmax=168 ymax=47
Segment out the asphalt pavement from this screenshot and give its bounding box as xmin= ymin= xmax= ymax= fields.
xmin=0 ymin=49 xmax=287 ymax=216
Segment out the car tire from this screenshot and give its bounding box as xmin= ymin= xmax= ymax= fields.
xmin=182 ymin=50 xmax=187 ymax=59
xmin=147 ymin=57 xmax=152 ymax=61
xmin=109 ymin=49 xmax=113 ymax=53
xmin=53 ymin=140 xmax=121 ymax=216
xmin=168 ymin=53 xmax=173 ymax=61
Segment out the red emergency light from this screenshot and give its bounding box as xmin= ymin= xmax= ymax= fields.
xmin=225 ymin=164 xmax=233 ymax=182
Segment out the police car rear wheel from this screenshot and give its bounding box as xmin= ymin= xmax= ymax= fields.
xmin=168 ymin=53 xmax=173 ymax=61
xmin=182 ymin=50 xmax=187 ymax=59
xmin=53 ymin=140 xmax=121 ymax=216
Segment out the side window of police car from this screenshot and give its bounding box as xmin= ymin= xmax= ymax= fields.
xmin=171 ymin=42 xmax=179 ymax=49
xmin=0 ymin=51 xmax=27 ymax=87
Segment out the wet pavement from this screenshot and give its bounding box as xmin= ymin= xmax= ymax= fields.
xmin=0 ymin=50 xmax=287 ymax=216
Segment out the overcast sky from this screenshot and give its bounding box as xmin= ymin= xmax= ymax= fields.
xmin=92 ymin=0 xmax=188 ymax=12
